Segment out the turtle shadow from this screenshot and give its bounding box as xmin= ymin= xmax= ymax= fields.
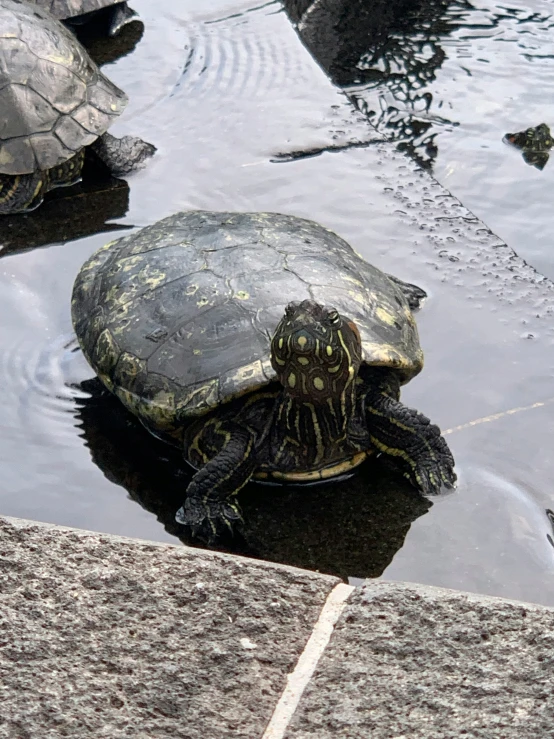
xmin=74 ymin=378 xmax=432 ymax=581
xmin=0 ymin=155 xmax=131 ymax=257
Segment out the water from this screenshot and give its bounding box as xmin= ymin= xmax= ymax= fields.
xmin=295 ymin=0 xmax=554 ymax=278
xmin=1 ymin=0 xmax=553 ymax=605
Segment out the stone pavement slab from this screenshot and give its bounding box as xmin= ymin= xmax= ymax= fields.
xmin=284 ymin=581 xmax=554 ymax=739
xmin=0 ymin=517 xmax=339 ymax=739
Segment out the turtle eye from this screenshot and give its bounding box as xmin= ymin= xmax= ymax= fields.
xmin=327 ymin=310 xmax=340 ymax=325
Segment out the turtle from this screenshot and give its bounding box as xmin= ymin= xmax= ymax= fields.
xmin=72 ymin=211 xmax=456 ymax=541
xmin=29 ymin=0 xmax=139 ymax=37
xmin=0 ymin=0 xmax=155 ymax=215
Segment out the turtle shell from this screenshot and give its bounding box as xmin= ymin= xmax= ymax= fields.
xmin=0 ymin=0 xmax=127 ymax=175
xmin=30 ymin=0 xmax=120 ymax=20
xmin=72 ymin=212 xmax=424 ymax=433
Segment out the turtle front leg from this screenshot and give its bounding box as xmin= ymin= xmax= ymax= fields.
xmin=363 ymin=370 xmax=456 ymax=495
xmin=92 ymin=132 xmax=156 ymax=177
xmin=176 ymin=420 xmax=257 ymax=542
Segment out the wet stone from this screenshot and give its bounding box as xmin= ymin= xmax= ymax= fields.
xmin=0 ymin=516 xmax=339 ymax=739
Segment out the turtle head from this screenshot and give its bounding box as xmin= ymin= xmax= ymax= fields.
xmin=270 ymin=300 xmax=362 ymax=400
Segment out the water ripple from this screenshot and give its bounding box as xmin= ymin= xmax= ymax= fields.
xmin=170 ymin=10 xmax=304 ymax=100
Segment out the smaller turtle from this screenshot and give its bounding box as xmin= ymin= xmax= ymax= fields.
xmin=29 ymin=0 xmax=139 ymax=36
xmin=0 ymin=0 xmax=155 ymax=215
xmin=503 ymin=123 xmax=553 ymax=171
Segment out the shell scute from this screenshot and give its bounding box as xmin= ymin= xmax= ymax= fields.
xmin=0 ymin=0 xmax=127 ymax=174
xmin=72 ymin=211 xmax=423 ymax=427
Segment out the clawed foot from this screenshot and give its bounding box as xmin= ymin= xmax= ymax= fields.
xmin=404 ymin=421 xmax=457 ymax=496
xmin=405 ymin=455 xmax=457 ymax=496
xmin=175 ymin=496 xmax=243 ymax=543
xmin=92 ymin=132 xmax=156 ymax=177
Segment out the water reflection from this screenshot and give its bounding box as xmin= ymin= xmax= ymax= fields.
xmin=287 ymin=0 xmax=554 ymax=277
xmin=288 ymin=0 xmax=466 ymax=169
xmin=75 ymin=379 xmax=431 ymax=581
xmin=0 ymin=157 xmax=131 ymax=256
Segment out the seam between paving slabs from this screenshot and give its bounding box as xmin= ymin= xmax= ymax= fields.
xmin=261 ymin=582 xmax=354 ymax=739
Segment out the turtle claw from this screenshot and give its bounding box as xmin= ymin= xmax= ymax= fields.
xmin=175 ymin=496 xmax=243 ymax=542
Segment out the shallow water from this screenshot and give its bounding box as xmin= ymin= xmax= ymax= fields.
xmin=1 ymin=0 xmax=554 ymax=605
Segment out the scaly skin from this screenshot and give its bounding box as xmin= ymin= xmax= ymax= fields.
xmin=175 ymin=300 xmax=456 ymax=543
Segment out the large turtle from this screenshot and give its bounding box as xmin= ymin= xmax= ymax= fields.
xmin=29 ymin=0 xmax=138 ymax=36
xmin=0 ymin=0 xmax=155 ymax=215
xmin=72 ymin=211 xmax=456 ymax=540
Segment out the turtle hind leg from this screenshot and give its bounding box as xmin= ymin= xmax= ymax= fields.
xmin=92 ymin=132 xmax=156 ymax=177
xmin=108 ymin=2 xmax=142 ymax=36
xmin=387 ymin=274 xmax=427 ymax=311
xmin=47 ymin=150 xmax=85 ymax=189
xmin=364 ymin=370 xmax=456 ymax=495
xmin=0 ymin=172 xmax=49 ymax=215
xmin=175 ymin=420 xmax=257 ymax=543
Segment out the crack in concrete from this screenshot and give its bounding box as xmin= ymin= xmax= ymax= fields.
xmin=261 ymin=582 xmax=354 ymax=738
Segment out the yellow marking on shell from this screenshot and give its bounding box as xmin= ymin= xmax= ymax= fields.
xmin=121 ymin=256 xmax=144 ymax=272
xmin=227 ymin=361 xmax=262 ymax=386
xmin=92 ymin=329 xmax=120 ymax=377
xmin=138 ymin=265 xmax=166 ymax=289
xmin=342 ymin=274 xmax=365 ymax=288
xmin=287 ymin=373 xmax=296 ymax=388
xmin=185 ymin=284 xmax=198 ymax=295
xmin=97 ymin=372 xmax=114 ymax=392
xmin=177 ymin=379 xmax=219 ymax=417
xmin=273 ymin=356 xmax=286 ymax=366
xmin=298 ymin=357 xmax=309 ymax=366
xmin=347 ymin=289 xmax=368 ymax=307
xmin=193 ymin=349 xmax=202 ymax=355
xmin=46 ymin=52 xmax=73 ymax=65
xmin=328 ymin=364 xmax=341 ymax=374
xmin=256 ymin=451 xmax=369 ymax=482
xmin=110 ymin=103 xmax=118 ymax=111
xmin=0 ymin=150 xmax=14 ymax=166
xmin=235 ymin=290 xmax=249 ymax=300
xmin=114 ymin=387 xmax=141 ymax=417
xmin=313 ymin=377 xmax=325 ymax=391
xmin=115 ymin=352 xmax=145 ymax=381
xmin=278 ymin=338 xmax=284 ymax=350
xmin=197 ymin=297 xmax=209 ymax=307
xmin=297 ymin=335 xmax=307 ymax=348
xmin=360 ymin=341 xmax=415 ymax=370
xmin=137 ymin=391 xmax=177 ymax=430
xmin=375 ymin=306 xmax=397 ymax=327
xmin=326 ymin=345 xmax=333 ymax=356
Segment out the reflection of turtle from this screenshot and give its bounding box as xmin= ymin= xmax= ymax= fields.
xmin=75 ymin=378 xmax=432 ymax=578
xmin=72 ymin=211 xmax=456 ymax=540
xmin=0 ymin=171 xmax=130 ymax=255
xmin=0 ymin=0 xmax=155 ymax=215
xmin=504 ymin=123 xmax=553 ymax=171
xmin=30 ymin=0 xmax=139 ymax=37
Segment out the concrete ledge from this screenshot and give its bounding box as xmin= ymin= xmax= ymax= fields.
xmin=0 ymin=517 xmax=339 ymax=739
xmin=284 ymin=581 xmax=554 ymax=738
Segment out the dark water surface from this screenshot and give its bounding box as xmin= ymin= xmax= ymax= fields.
xmin=1 ymin=0 xmax=554 ymax=604
xmin=296 ymin=0 xmax=554 ymax=278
